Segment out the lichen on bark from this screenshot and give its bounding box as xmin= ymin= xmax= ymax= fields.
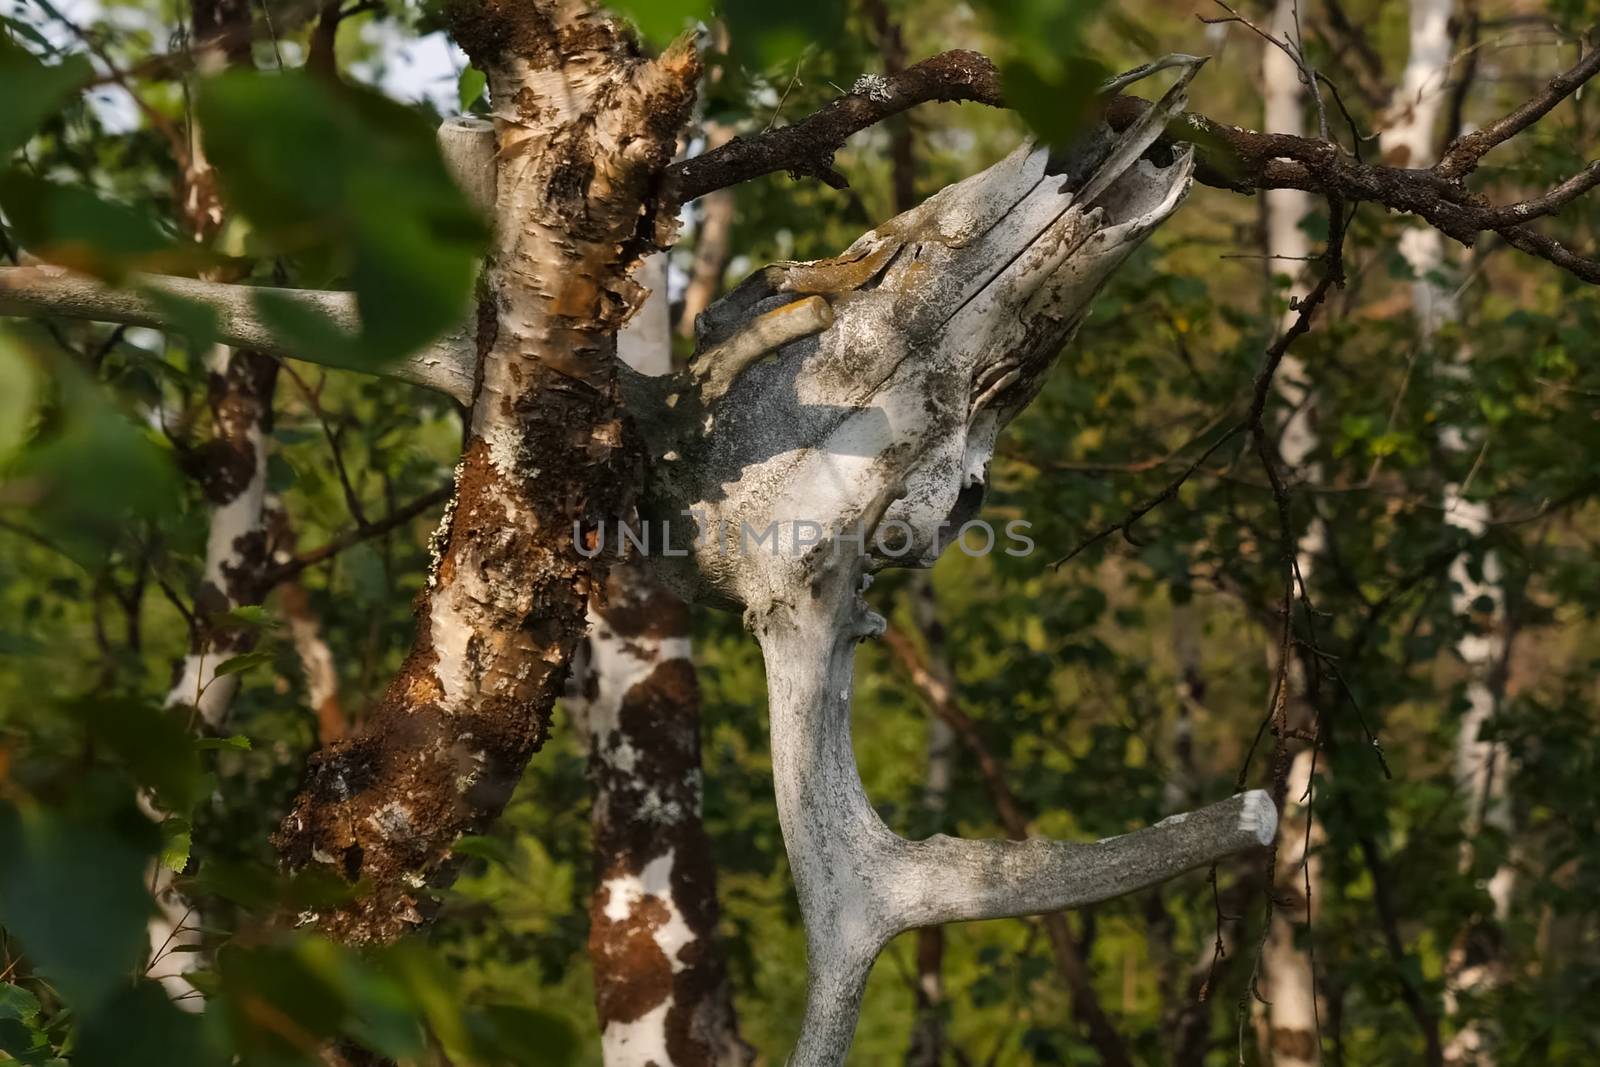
xmin=274 ymin=0 xmax=699 ymax=944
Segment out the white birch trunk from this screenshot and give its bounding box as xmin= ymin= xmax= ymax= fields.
xmin=575 ymin=256 xmax=752 ymax=1067
xmin=1259 ymin=5 xmax=1324 ymax=1061
xmin=1378 ymin=3 xmax=1512 ymax=1058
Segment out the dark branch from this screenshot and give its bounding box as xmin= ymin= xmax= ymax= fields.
xmin=1103 ymin=93 xmax=1600 ymax=284
xmin=1436 ymin=38 xmax=1600 ymax=180
xmin=658 ymin=49 xmax=1002 ymax=207
xmin=259 ymin=485 xmax=450 ymax=588
xmin=663 ymin=40 xmax=1600 ymax=284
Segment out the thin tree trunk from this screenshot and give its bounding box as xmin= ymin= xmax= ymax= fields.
xmin=149 ymin=0 xmax=276 ymax=1003
xmin=677 ymin=122 xmax=736 ymax=339
xmin=904 ymin=578 xmax=953 ymax=1067
xmin=882 ymin=624 xmax=1135 ymax=1067
xmin=267 ymin=500 xmax=348 ymax=744
xmin=865 ymin=0 xmax=916 ymax=216
xmin=1259 ymin=3 xmax=1324 ymax=1062
xmin=274 ymin=3 xmax=701 ymax=944
xmin=574 ymin=256 xmax=752 ymax=1067
xmin=1377 ymin=3 xmax=1513 ymax=1058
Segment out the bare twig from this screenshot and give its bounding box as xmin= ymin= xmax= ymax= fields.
xmin=658 ymin=49 xmax=1002 ymax=207
xmin=1436 ymin=37 xmax=1600 ymax=179
xmin=258 ymin=484 xmax=450 ymax=588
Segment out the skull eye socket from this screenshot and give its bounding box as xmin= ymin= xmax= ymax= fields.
xmin=944 ymin=478 xmax=987 ymax=530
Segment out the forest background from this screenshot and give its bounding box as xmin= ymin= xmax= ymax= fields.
xmin=1 ymin=0 xmax=1598 ymax=1063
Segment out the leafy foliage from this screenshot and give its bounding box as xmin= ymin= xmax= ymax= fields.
xmin=3 ymin=0 xmax=1600 ymax=1063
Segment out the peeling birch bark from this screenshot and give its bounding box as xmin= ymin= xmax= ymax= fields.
xmin=273 ymin=1 xmax=701 ymax=944
xmin=1259 ymin=5 xmax=1325 ymax=1062
xmin=146 ymin=0 xmax=278 ymax=1003
xmin=572 ymin=257 xmax=752 ymax=1067
xmin=165 ymin=345 xmax=279 ymax=722
xmin=623 ymin=59 xmax=1276 ymax=1064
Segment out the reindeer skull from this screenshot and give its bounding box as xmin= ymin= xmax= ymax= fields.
xmin=626 ymin=60 xmax=1201 ymax=612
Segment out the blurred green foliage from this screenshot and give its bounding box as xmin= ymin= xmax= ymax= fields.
xmin=3 ymin=0 xmax=1600 ymax=1063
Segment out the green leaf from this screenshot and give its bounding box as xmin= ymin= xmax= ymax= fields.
xmin=5 ymin=363 xmax=182 ymax=559
xmin=606 ymin=0 xmax=710 ymax=44
xmin=197 ymin=71 xmax=489 ymax=368
xmin=0 ymin=38 xmax=90 ymax=157
xmin=0 ymin=172 xmax=204 ymax=281
xmin=195 ymin=734 xmax=252 ymax=752
xmin=721 ymin=0 xmax=844 ymax=67
xmin=451 ymin=834 xmax=512 ymax=866
xmin=0 ymin=983 xmax=40 ymax=1025
xmin=0 ymin=331 xmax=40 ymax=460
xmin=215 ymin=941 xmax=348 ymax=1055
xmin=0 ymin=982 xmax=49 ymax=1066
xmin=160 ymin=816 xmax=193 ymax=873
xmin=0 ymin=791 xmax=158 ymax=1011
xmin=1000 ymin=54 xmax=1110 ymax=150
xmin=214 ymin=605 xmax=271 ymax=631
xmin=213 ymin=649 xmax=274 ymax=677
xmin=72 ymin=980 xmax=226 ymax=1067
xmin=139 ymin=287 xmax=221 ymax=350
xmin=192 ymin=858 xmax=278 ymax=913
xmin=67 ymin=698 xmax=205 ymax=814
xmin=457 ymin=65 xmax=486 ymax=111
xmin=466 ymin=1003 xmax=580 ymax=1067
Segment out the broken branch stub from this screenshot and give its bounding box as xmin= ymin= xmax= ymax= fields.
xmin=624 ymin=58 xmax=1276 ymax=1065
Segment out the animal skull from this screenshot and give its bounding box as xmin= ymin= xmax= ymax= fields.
xmin=626 ymin=59 xmax=1201 ymax=611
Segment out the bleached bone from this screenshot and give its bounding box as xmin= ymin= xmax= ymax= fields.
xmin=623 ymin=57 xmax=1277 ymax=1065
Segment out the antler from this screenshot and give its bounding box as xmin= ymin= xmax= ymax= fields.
xmin=626 ymin=57 xmax=1277 ymax=1064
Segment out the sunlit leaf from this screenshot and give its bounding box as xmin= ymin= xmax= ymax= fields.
xmin=195 ymin=734 xmax=252 ymax=752
xmin=160 ymin=816 xmax=193 ymax=873
xmin=197 ymin=71 xmax=489 ymax=368
xmin=458 ymin=65 xmax=486 ymax=111
xmin=0 ymin=331 xmax=39 ymax=459
xmin=213 ymin=649 xmax=274 ymax=677
xmin=606 ymin=0 xmax=710 ymax=44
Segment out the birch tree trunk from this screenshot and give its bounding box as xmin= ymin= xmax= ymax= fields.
xmin=164 ymin=346 xmax=279 ymax=723
xmin=1377 ymin=2 xmax=1513 ymax=1058
xmin=148 ymin=0 xmax=277 ymax=1002
xmin=274 ymin=1 xmax=701 ymax=943
xmin=574 ymin=256 xmax=752 ymax=1067
xmin=1259 ymin=4 xmax=1324 ymax=1062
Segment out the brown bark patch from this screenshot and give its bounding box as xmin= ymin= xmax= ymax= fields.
xmin=590 ymin=889 xmax=675 ymax=1026
xmin=1271 ymin=1026 xmax=1318 ymax=1061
